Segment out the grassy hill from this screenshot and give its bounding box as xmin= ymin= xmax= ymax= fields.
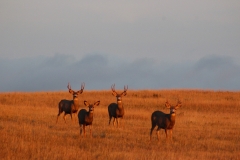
xmin=0 ymin=89 xmax=239 ymax=159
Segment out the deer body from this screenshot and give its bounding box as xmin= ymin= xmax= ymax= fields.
xmin=56 ymin=83 xmax=85 ymax=123
xmin=151 ymin=111 xmax=176 ymax=129
xmin=108 ymin=84 xmax=128 ymax=127
xmin=150 ymin=100 xmax=181 ymax=141
xmin=58 ymin=98 xmax=79 ymax=115
xmin=108 ymin=102 xmax=124 ymax=118
xmin=78 ymin=101 xmax=100 ymax=137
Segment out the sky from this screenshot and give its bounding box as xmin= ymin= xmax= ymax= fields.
xmin=0 ymin=1 xmax=240 ymax=91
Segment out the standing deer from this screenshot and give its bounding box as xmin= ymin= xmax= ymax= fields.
xmin=108 ymin=84 xmax=128 ymax=127
xmin=150 ymin=100 xmax=182 ymax=141
xmin=78 ymin=100 xmax=100 ymax=137
xmin=56 ymin=82 xmax=85 ymax=123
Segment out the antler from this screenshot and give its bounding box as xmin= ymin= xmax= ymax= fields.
xmin=67 ymin=82 xmax=72 ymax=90
xmin=166 ymin=99 xmax=169 ymax=104
xmin=177 ymin=99 xmax=181 ymax=104
xmin=111 ymin=84 xmax=118 ymax=96
xmin=111 ymin=84 xmax=116 ymax=93
xmin=120 ymin=85 xmax=128 ymax=96
xmin=165 ymin=99 xmax=171 ymax=108
xmin=67 ymin=82 xmax=74 ymax=94
xmin=124 ymin=85 xmax=128 ymax=92
xmin=81 ymin=82 xmax=85 ymax=90
xmin=176 ymin=99 xmax=182 ymax=108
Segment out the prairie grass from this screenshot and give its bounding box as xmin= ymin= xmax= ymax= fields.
xmin=0 ymin=90 xmax=240 ymax=160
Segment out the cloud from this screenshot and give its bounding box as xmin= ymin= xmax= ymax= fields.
xmin=186 ymin=55 xmax=240 ymax=90
xmin=194 ymin=55 xmax=234 ymax=71
xmin=0 ymin=54 xmax=240 ymax=91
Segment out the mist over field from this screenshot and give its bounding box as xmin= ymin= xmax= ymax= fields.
xmin=1 ymin=54 xmax=239 ymax=91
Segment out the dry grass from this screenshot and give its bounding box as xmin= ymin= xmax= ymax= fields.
xmin=0 ymin=90 xmax=240 ymax=160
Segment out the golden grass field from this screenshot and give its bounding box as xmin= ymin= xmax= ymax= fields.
xmin=0 ymin=89 xmax=240 ymax=160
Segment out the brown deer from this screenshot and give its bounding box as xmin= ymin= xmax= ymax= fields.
xmin=78 ymin=100 xmax=100 ymax=137
xmin=56 ymin=82 xmax=85 ymax=123
xmin=150 ymin=100 xmax=182 ymax=141
xmin=108 ymin=84 xmax=128 ymax=127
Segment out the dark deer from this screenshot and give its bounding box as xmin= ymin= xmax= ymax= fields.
xmin=56 ymin=82 xmax=85 ymax=123
xmin=150 ymin=100 xmax=182 ymax=141
xmin=78 ymin=100 xmax=100 ymax=137
xmin=108 ymin=84 xmax=128 ymax=127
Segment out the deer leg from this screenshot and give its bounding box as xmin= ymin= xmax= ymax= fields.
xmin=80 ymin=124 xmax=83 ymax=135
xmin=56 ymin=110 xmax=63 ymax=124
xmin=165 ymin=129 xmax=168 ymax=139
xmin=56 ymin=114 xmax=60 ymax=124
xmin=156 ymin=127 xmax=161 ymax=141
xmin=89 ymin=125 xmax=92 ymax=137
xmin=121 ymin=118 xmax=124 ymax=128
xmin=116 ymin=118 xmax=119 ymax=127
xmin=150 ymin=124 xmax=156 ymax=140
xmin=83 ymin=125 xmax=86 ymax=137
xmin=169 ymin=129 xmax=173 ymax=141
xmin=63 ymin=113 xmax=67 ymax=123
xmin=70 ymin=113 xmax=73 ymax=122
xmin=74 ymin=113 xmax=77 ymax=123
xmin=113 ymin=118 xmax=116 ymax=126
xmin=109 ymin=116 xmax=112 ymax=125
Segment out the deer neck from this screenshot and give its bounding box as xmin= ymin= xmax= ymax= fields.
xmin=170 ymin=113 xmax=176 ymax=122
xmin=117 ymin=101 xmax=124 ymax=109
xmin=73 ymin=98 xmax=79 ymax=104
xmin=116 ymin=101 xmax=124 ymax=115
xmin=72 ymin=98 xmax=79 ymax=111
xmin=88 ymin=111 xmax=94 ymax=119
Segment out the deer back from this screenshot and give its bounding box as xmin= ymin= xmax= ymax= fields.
xmin=59 ymin=99 xmax=73 ymax=113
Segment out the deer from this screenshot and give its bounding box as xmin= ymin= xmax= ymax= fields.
xmin=108 ymin=84 xmax=128 ymax=127
xmin=150 ymin=100 xmax=182 ymax=141
xmin=78 ymin=100 xmax=100 ymax=137
xmin=56 ymin=82 xmax=85 ymax=123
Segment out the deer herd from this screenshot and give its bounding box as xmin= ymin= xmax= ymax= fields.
xmin=56 ymin=82 xmax=182 ymax=141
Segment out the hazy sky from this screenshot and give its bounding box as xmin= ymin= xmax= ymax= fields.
xmin=1 ymin=1 xmax=240 ymax=91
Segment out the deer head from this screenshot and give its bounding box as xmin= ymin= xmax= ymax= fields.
xmin=165 ymin=100 xmax=182 ymax=114
xmin=67 ymin=82 xmax=85 ymax=98
xmin=111 ymin=84 xmax=128 ymax=101
xmin=83 ymin=100 xmax=100 ymax=112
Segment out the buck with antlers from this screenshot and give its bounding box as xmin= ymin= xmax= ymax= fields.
xmin=78 ymin=100 xmax=100 ymax=137
xmin=108 ymin=84 xmax=128 ymax=127
xmin=150 ymin=100 xmax=182 ymax=141
xmin=56 ymin=82 xmax=85 ymax=123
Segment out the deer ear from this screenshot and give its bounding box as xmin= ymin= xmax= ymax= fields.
xmin=94 ymin=101 xmax=100 ymax=106
xmin=84 ymin=101 xmax=89 ymax=106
